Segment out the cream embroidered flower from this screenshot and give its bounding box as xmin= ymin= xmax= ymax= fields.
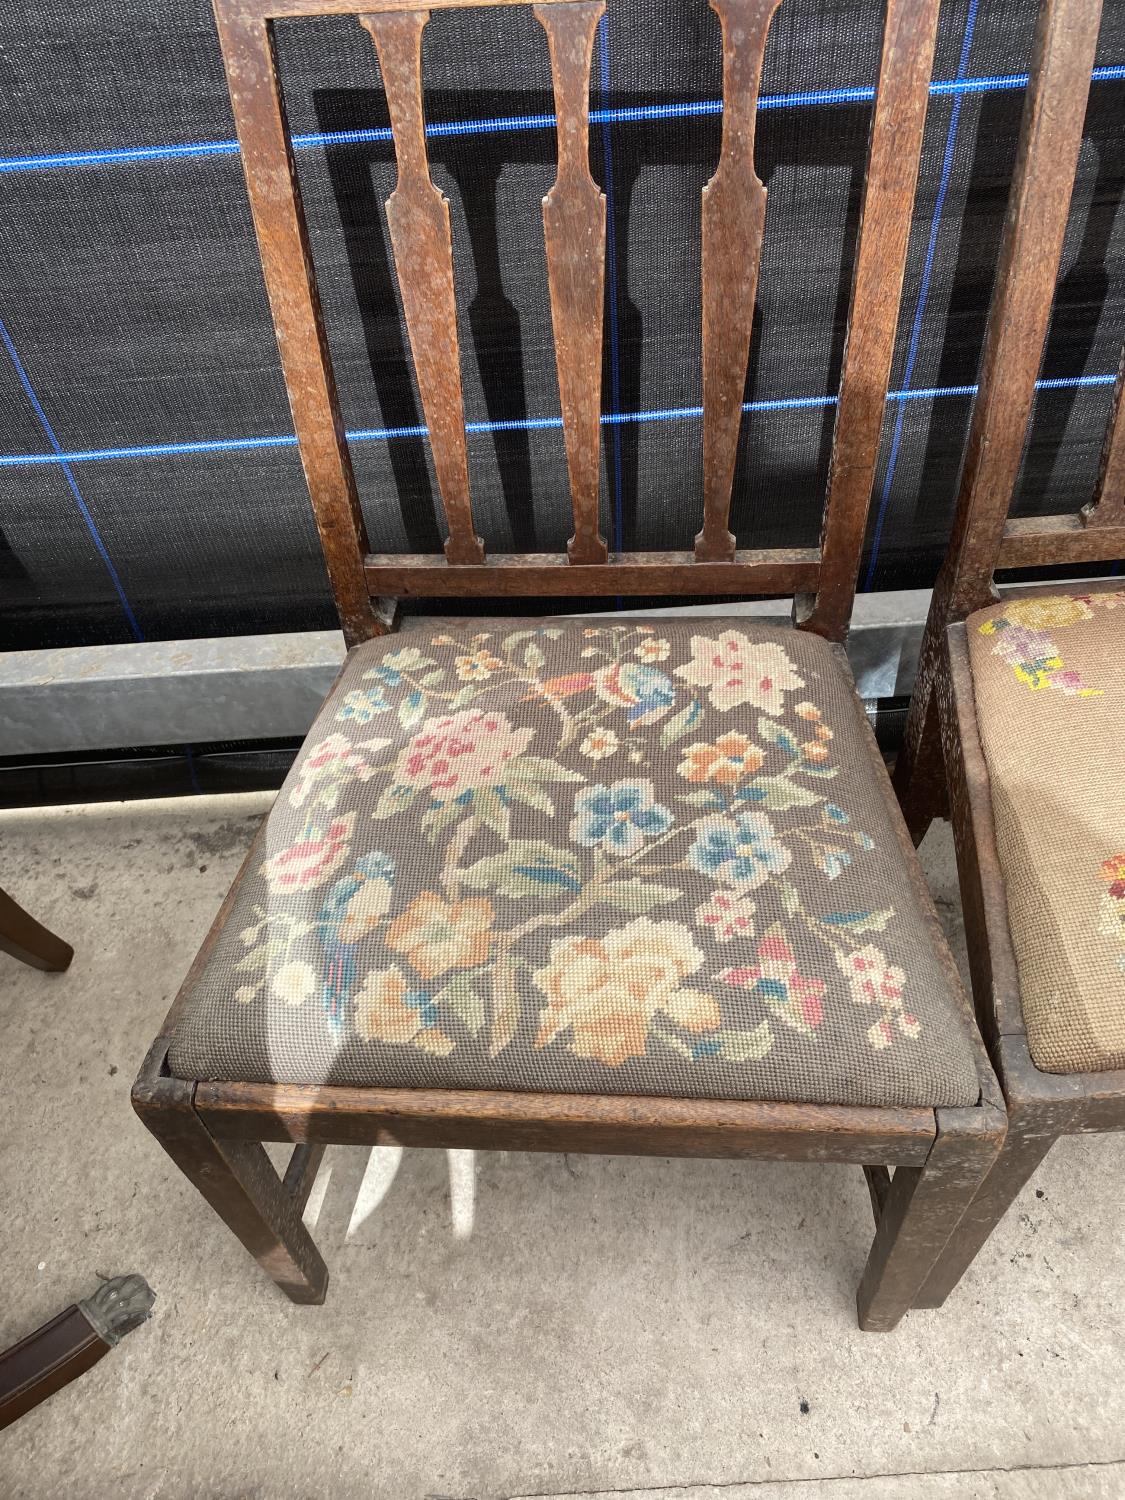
xmin=635 ymin=637 xmax=671 ymax=662
xmin=580 ymin=727 xmax=620 ymax=760
xmin=673 ymin=631 xmax=805 ymax=713
xmin=272 ymin=961 xmax=317 ymax=1006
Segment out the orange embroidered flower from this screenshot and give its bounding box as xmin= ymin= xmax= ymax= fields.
xmin=678 ymin=732 xmax=765 ymax=785
xmin=353 ymin=964 xmax=455 ymax=1054
xmin=794 ymin=701 xmax=821 ymax=722
xmin=386 ymin=892 xmax=495 ymax=980
xmin=454 ymin=649 xmax=503 ymax=682
xmin=801 ymin=742 xmax=830 ymax=763
xmin=532 ymin=918 xmax=719 ymax=1066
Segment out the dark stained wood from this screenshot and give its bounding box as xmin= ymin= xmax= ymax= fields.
xmin=365 ymin=547 xmax=821 ymax=596
xmin=1082 ymin=344 xmax=1125 ymax=530
xmin=856 ymin=1104 xmax=1005 ymax=1331
xmin=998 ymin=514 xmax=1125 ymax=568
xmin=133 ymin=1044 xmax=328 ymax=1305
xmin=283 ymin=1142 xmax=328 ymax=1214
xmin=194 ymin=1080 xmax=938 ymax=1164
xmin=0 ymin=886 xmax=73 ymax=972
xmin=265 ymin=0 xmax=572 ymax=12
xmin=211 ymin=6 xmax=383 ymax=647
xmin=695 ymin=0 xmax=781 ymax=565
xmin=805 ymin=0 xmax=941 ymax=641
xmin=938 ymin=0 xmax=1103 ymax=622
xmin=536 ymin=0 xmax=608 ymax=565
xmin=360 ymin=9 xmax=485 ymax=567
xmin=0 ymin=1306 xmax=107 ymax=1432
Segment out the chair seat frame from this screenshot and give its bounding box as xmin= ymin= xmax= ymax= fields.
xmin=133 ymin=0 xmax=1006 ymax=1329
xmin=894 ymin=0 xmax=1123 ymax=1294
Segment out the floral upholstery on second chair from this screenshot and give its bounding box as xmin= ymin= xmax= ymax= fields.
xmin=967 ymin=589 xmax=1125 ymax=1075
xmin=168 ymin=618 xmax=980 ymax=1109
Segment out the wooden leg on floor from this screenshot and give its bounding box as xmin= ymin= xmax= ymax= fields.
xmin=911 ymin=1123 xmax=1055 ymax=1310
xmin=133 ymin=1063 xmax=328 ymax=1305
xmin=0 ymin=887 xmax=73 ymax=972
xmin=856 ymin=1105 xmax=1004 ymax=1332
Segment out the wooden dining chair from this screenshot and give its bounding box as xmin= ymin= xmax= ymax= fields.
xmin=893 ymin=0 xmax=1123 ymax=1302
xmin=132 ymin=0 xmax=1004 ymax=1331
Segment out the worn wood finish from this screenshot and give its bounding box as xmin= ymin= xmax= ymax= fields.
xmin=856 ymin=1105 xmax=1005 ymax=1331
xmin=936 ymin=0 xmax=1103 ymax=622
xmin=282 ymin=1142 xmax=328 ymax=1213
xmin=365 ymin=547 xmax=821 ymax=596
xmin=997 ymin=514 xmax=1125 ymax=569
xmin=536 ymin=0 xmax=608 ymax=565
xmin=211 ymin=6 xmax=381 ymax=647
xmin=695 ymin=0 xmax=780 ymax=565
xmin=1084 ymin=345 xmax=1125 ymax=530
xmin=361 ymin=9 xmax=485 ymax=567
xmin=804 ymin=0 xmax=941 ymax=641
xmin=0 ymin=1305 xmax=107 ymax=1432
xmin=194 ymin=1080 xmax=937 ymax=1163
xmin=0 ymin=887 xmax=73 ymax=972
xmin=133 ymin=1044 xmax=328 ymax=1304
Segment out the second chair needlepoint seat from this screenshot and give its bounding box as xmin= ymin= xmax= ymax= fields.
xmin=167 ymin=618 xmax=979 ymax=1110
xmin=965 ymin=590 xmax=1125 ymax=1076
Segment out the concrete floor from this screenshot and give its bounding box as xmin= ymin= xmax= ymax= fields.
xmin=2 ymin=793 xmax=1124 ymax=1499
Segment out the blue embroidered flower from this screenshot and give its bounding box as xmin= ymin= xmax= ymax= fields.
xmin=569 ymin=778 xmax=673 ymax=855
xmin=825 ymin=803 xmax=849 ymax=825
xmin=339 ymin=686 xmax=393 ymax=722
xmin=687 ymin=811 xmax=792 ymax=889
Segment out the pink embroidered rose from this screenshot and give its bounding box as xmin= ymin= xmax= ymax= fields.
xmin=289 ymin=733 xmax=390 ymax=809
xmin=673 ymin=630 xmax=805 ymax=713
xmin=835 ymin=945 xmax=920 ymax=1048
xmin=393 ymin=710 xmax=534 ymax=801
xmin=720 ymin=926 xmax=825 ymax=1032
xmin=261 ymin=813 xmax=354 ymax=893
xmin=694 ymin=890 xmax=757 ymax=942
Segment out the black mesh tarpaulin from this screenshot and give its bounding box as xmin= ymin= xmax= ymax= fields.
xmin=0 ymin=0 xmax=1122 ymax=651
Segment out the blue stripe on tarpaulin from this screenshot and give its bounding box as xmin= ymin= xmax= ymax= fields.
xmin=0 ymin=315 xmax=145 ymax=642
xmin=0 ymin=374 xmax=1113 ymax=469
xmin=863 ymin=0 xmax=980 ymax=591
xmin=0 ymin=66 xmax=1121 ymax=174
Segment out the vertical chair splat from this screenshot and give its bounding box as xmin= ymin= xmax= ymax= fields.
xmin=536 ymin=1 xmax=608 ymax=566
xmin=805 ymin=0 xmax=941 ymax=641
xmin=1082 ymin=344 xmax=1125 ymax=531
xmin=360 ymin=9 xmax=485 ymax=566
xmin=696 ymin=0 xmax=781 ymax=564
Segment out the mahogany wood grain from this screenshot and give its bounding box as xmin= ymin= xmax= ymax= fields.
xmin=361 ymin=9 xmax=486 ymax=567
xmin=536 ymin=1 xmax=608 ymax=565
xmin=695 ymin=0 xmax=780 ymax=565
xmin=997 ymin=514 xmax=1125 ymax=569
xmin=0 ymin=886 xmax=73 ymax=972
xmin=364 ymin=546 xmax=821 ymax=595
xmin=805 ymin=0 xmax=941 ymax=641
xmin=938 ymin=0 xmax=1103 ymax=622
xmin=194 ymin=1080 xmax=937 ymax=1163
xmin=1082 ymin=345 xmax=1125 ymax=530
xmin=211 ymin=6 xmax=382 ymax=647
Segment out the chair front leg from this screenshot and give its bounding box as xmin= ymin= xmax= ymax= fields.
xmin=133 ymin=1067 xmax=328 ymax=1305
xmin=0 ymin=887 xmax=73 ymax=972
xmin=856 ymin=1104 xmax=1004 ymax=1331
xmin=893 ymin=680 xmax=947 ymax=848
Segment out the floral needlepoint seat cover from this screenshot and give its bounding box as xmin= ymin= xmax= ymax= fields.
xmin=168 ymin=619 xmax=979 ymax=1108
xmin=967 ymin=590 xmax=1125 ymax=1075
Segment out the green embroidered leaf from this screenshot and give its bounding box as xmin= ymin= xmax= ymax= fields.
xmin=507 ymin=755 xmax=584 ymax=784
xmin=397 ymin=693 xmax=426 ymax=731
xmin=421 ymin=801 xmax=461 ymax=842
xmin=752 ymin=775 xmax=821 ymax=811
xmin=233 ymin=936 xmax=292 ymax=974
xmin=680 ymin=788 xmax=724 ymax=809
xmin=472 ymin=787 xmax=511 ymax=840
xmin=651 ymin=1023 xmax=695 ymax=1062
xmin=660 ymin=699 xmax=703 ymax=749
xmin=450 ymin=685 xmax=480 ymax=710
xmin=506 ymin=782 xmax=556 ymax=816
xmin=822 ymin=909 xmax=894 ymax=934
xmin=716 ymin=1022 xmax=773 ymax=1061
xmin=757 ymin=717 xmax=801 ymax=756
xmin=418 ymin=668 xmax=445 ymax=687
xmin=524 ymin=641 xmax=546 ymax=671
xmin=435 ymin=972 xmax=486 ymax=1034
xmin=594 ymin=879 xmax=681 ymax=914
xmin=461 ymin=840 xmax=581 ymax=898
xmin=380 ymin=647 xmax=435 ymax=671
xmin=778 ymin=878 xmax=801 ymax=916
xmin=489 ymin=956 xmax=522 ymax=1056
xmin=372 ymin=784 xmax=418 ymax=820
xmin=502 ymin=629 xmax=536 ymax=652
xmin=801 ymin=764 xmax=840 ymax=779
